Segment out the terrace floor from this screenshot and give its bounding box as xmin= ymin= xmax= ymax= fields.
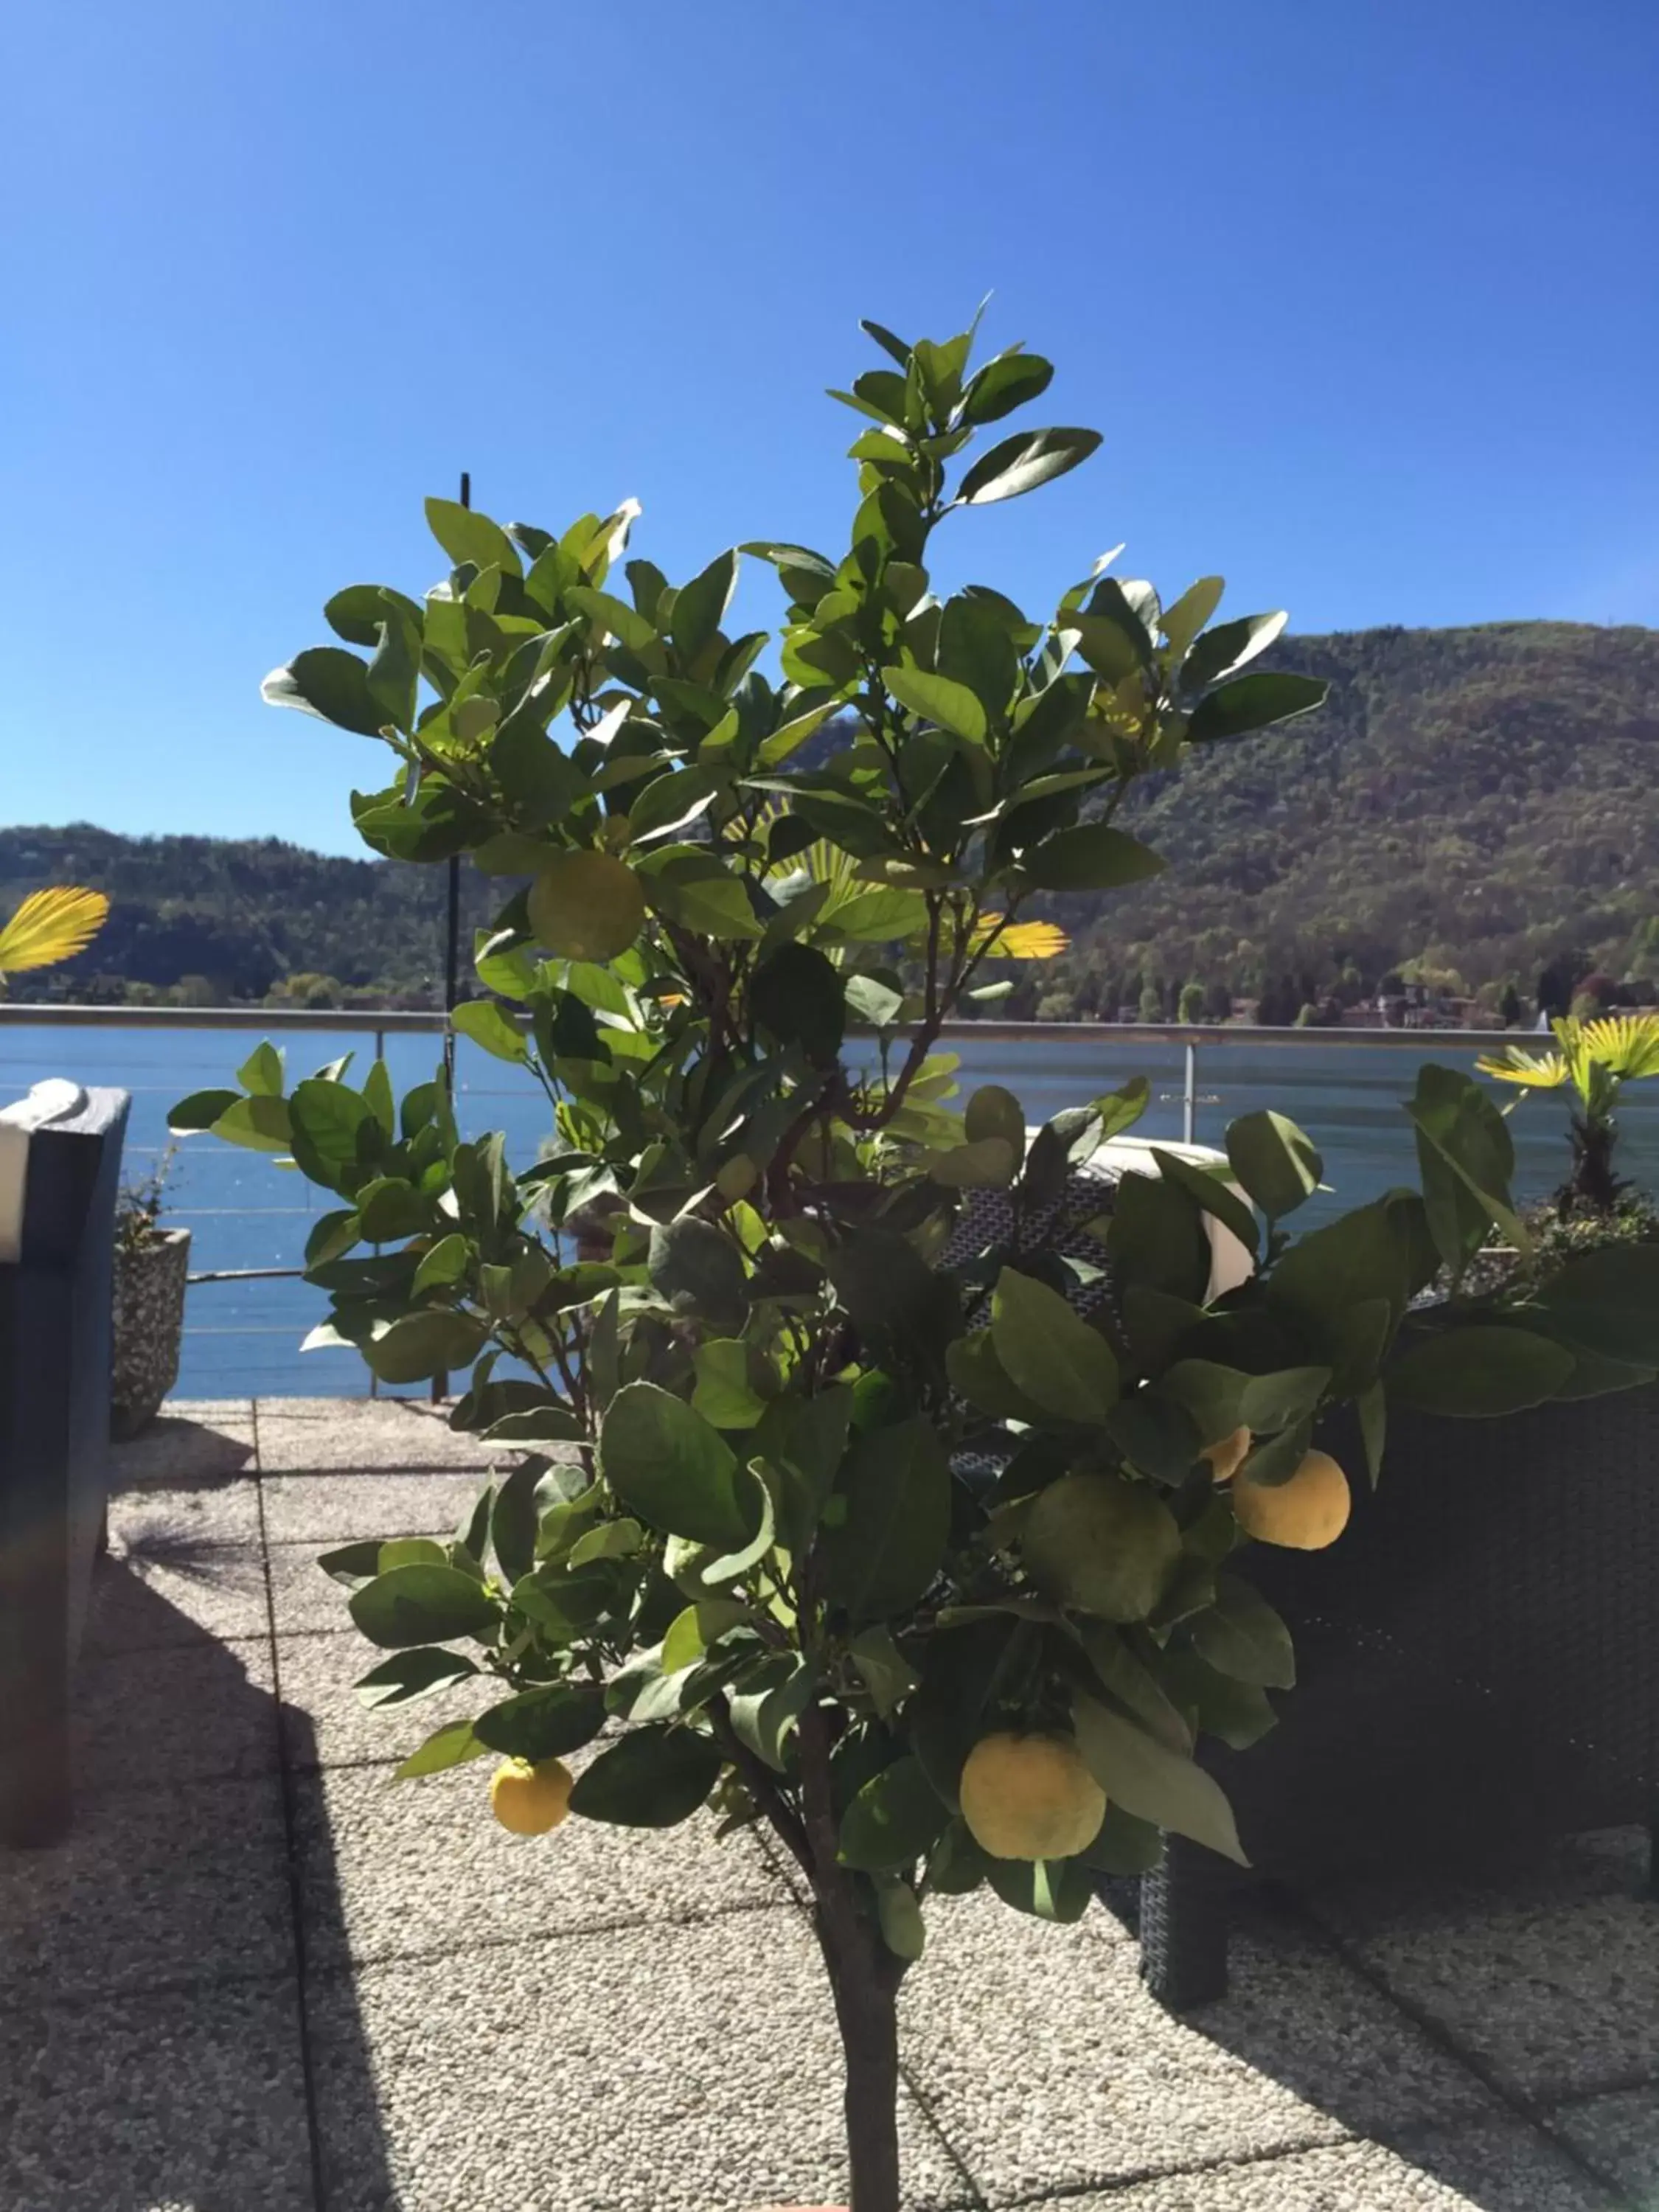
xmin=4 ymin=1399 xmax=1659 ymax=2211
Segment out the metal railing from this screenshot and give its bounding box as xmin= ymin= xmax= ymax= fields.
xmin=1 ymin=1002 xmax=1543 ymax=1397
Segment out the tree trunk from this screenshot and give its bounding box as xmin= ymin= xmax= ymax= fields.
xmin=793 ymin=1700 xmax=908 ymax=2212
xmin=814 ymin=1893 xmax=905 ymax=2212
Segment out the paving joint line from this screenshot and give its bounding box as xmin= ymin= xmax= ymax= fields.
xmin=1281 ymin=1885 xmax=1632 ymax=2208
xmin=987 ymin=2124 xmax=1392 ymax=2208
xmin=254 ymin=1439 xmax=330 ymax=2212
xmin=307 ymin=1893 xmax=796 ymax=1983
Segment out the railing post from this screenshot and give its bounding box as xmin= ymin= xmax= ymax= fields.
xmin=1183 ymin=1040 xmax=1197 ymax=1146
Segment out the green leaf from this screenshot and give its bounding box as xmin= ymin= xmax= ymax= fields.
xmin=990 ymin=1267 xmax=1118 ymax=1423
xmin=818 ymin=1415 xmax=950 ymax=1624
xmin=838 ymin=1756 xmax=948 ymax=1872
xmin=959 ymin=350 xmax=1054 ymax=425
xmin=1107 ymin=1172 xmax=1213 ymax=1304
xmin=876 ymin=1877 xmax=927 ymax=1960
xmin=169 ymin=1087 xmax=242 ymax=1135
xmin=1072 ymin=1693 xmax=1247 ymax=1864
xmin=355 ymin=1646 xmax=480 ymax=1709
xmin=599 ymin=1382 xmax=753 ymax=1548
xmin=1187 ymin=671 xmax=1326 ymax=742
xmin=1186 ymin=1573 xmax=1296 ymax=1689
xmin=352 ymin=1177 xmax=428 ymax=1243
xmin=726 ymin=1652 xmax=812 ymax=1770
xmin=751 ymin=1388 xmax=854 ymax=1558
xmin=882 ymin=666 xmax=988 ymax=743
xmin=670 ymin=549 xmax=739 ymax=662
xmin=1181 ymin=610 xmax=1286 ymax=692
xmin=424 ymin=496 xmax=523 ymax=578
xmin=1405 ymin=1064 xmax=1529 ymax=1264
xmin=1022 ymin=824 xmax=1166 ymax=892
xmin=986 ymin=1855 xmax=1096 ymax=1923
xmin=956 ymin=426 xmax=1102 ymax=507
xmin=347 ymin=1563 xmax=501 ymax=1650
xmin=261 ymin=647 xmax=388 ymax=735
xmin=288 ymin=1078 xmax=375 ymax=1193
xmin=698 ymin=1462 xmax=776 ymax=1584
xmin=751 ymin=942 xmax=845 ymax=1061
xmin=567 ymin=1724 xmax=723 ymax=1827
xmin=411 ymin=1233 xmax=470 ymax=1295
xmin=1225 ymin=1110 xmax=1323 ymax=1219
xmin=209 ymin=1093 xmax=293 ymax=1153
xmin=451 ymin=999 xmax=527 ymax=1065
xmin=236 ymin=1042 xmax=283 ymax=1096
xmin=1388 ymin=1325 xmax=1576 ymax=1417
xmin=394 ymin=1719 xmax=490 ymax=1780
xmin=472 ymin=1684 xmax=605 ymax=1762
xmin=1148 ymin=1148 xmax=1259 ymax=1261
xmin=1160 ymin=577 xmax=1226 ymax=660
xmin=648 ymin=1217 xmax=749 ymax=1331
xmin=848 ymin=1625 xmax=920 ymax=1719
xmin=691 ymin=1340 xmax=768 ymax=1430
xmin=364 ymin=1310 xmax=487 ymax=1385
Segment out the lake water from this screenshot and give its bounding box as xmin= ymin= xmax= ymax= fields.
xmin=5 ymin=1021 xmax=1655 ymax=1399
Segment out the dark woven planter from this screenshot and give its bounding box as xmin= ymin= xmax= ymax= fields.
xmin=1138 ymin=1382 xmax=1659 ymax=2007
xmin=111 ymin=1227 xmax=191 ymax=1441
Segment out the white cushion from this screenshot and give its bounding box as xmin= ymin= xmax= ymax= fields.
xmin=0 ymin=1081 xmax=89 ymax=1263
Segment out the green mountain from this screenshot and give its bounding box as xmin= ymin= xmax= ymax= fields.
xmin=4 ymin=619 xmax=1655 ymax=1017
xmin=1013 ymin=619 xmax=1659 ymax=1021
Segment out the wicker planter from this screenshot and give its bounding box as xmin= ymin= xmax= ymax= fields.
xmin=1135 ymin=1382 xmax=1659 ymax=2007
xmin=110 ymin=1227 xmax=191 ymax=1440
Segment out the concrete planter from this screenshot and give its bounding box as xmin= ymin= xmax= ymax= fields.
xmin=111 ymin=1227 xmax=191 ymax=1440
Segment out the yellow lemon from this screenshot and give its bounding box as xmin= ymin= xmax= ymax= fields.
xmin=527 ymin=850 xmax=645 ymax=961
xmin=958 ymin=1731 xmax=1107 ymax=1861
xmin=1201 ymin=1424 xmax=1252 ymax=1484
xmin=1232 ymin=1449 xmax=1351 ymax=1550
xmin=1020 ymin=1471 xmax=1181 ymax=1622
xmin=489 ymin=1756 xmax=574 ymax=1835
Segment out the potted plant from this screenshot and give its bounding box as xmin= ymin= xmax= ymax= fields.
xmin=170 ymin=318 xmax=1646 ymax=2207
xmin=110 ymin=1145 xmax=192 ymax=1439
xmin=1133 ymin=1047 xmax=1659 ymax=2008
xmin=1478 ymin=1012 xmax=1659 ymax=1217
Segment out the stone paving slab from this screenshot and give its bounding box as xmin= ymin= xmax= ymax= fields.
xmin=72 ymin=1635 xmax=278 ymax=1789
xmin=0 ymin=1770 xmax=293 ymax=2003
xmin=295 ymin=1754 xmax=788 ymax=1969
xmin=256 ymin=1398 xmax=509 ymax=1471
xmin=305 ymin=1909 xmax=973 ymax=2212
xmin=261 ymin=1468 xmax=489 ymax=1545
xmin=0 ymin=1978 xmax=315 ymax=2212
xmin=268 ymin=1540 xmax=359 ymax=1636
xmin=88 ymin=1539 xmax=271 ymax=1652
xmin=1322 ymin=1888 xmax=1659 ymax=2102
xmin=894 ymin=1892 xmax=1495 ymax=2205
xmin=109 ymin=1404 xmax=257 ymax=1489
xmin=275 ymin=1630 xmax=502 ymax=1772
xmin=1551 ymin=2087 xmax=1659 ymax=2204
xmin=1015 ymin=2117 xmax=1620 ymax=2210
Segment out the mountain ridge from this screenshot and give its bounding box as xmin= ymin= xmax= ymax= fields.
xmin=4 ymin=619 xmax=1654 ymax=1018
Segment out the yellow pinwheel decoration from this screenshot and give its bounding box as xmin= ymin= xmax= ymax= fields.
xmin=0 ymin=886 xmax=109 ymax=988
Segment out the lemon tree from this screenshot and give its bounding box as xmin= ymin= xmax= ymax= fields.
xmin=172 ymin=317 xmax=1655 ymax=2212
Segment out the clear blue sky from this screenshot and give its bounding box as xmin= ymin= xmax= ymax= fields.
xmin=3 ymin=0 xmax=1655 ymax=852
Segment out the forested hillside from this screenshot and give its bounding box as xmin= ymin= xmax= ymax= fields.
xmin=4 ymin=619 xmax=1654 ymax=1016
